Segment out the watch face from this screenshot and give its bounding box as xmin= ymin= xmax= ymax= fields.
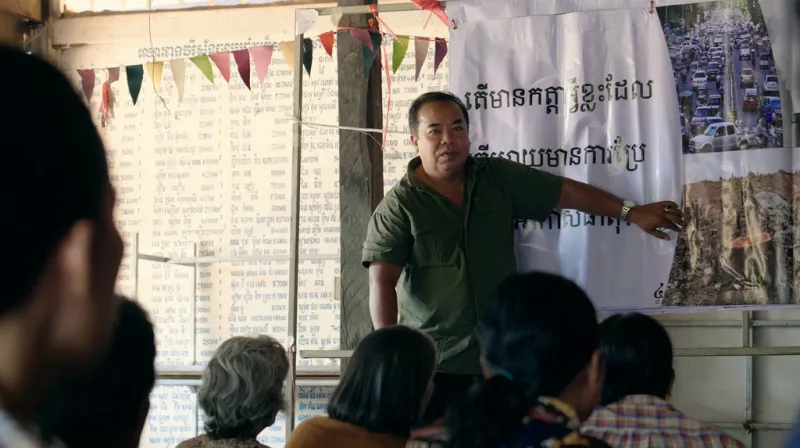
xmin=623 ymin=200 xmax=635 ymax=208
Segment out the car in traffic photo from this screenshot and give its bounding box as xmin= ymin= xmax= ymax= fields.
xmin=740 ymin=44 xmax=751 ymax=60
xmin=707 ymin=62 xmax=720 ymax=82
xmin=743 ymin=88 xmax=759 ymax=112
xmin=740 ymin=67 xmax=755 ymax=87
xmin=708 ymin=94 xmax=722 ymax=109
xmin=759 ymin=53 xmax=770 ymax=69
xmin=689 ymin=121 xmax=755 ymax=152
xmin=763 ymin=74 xmax=779 ymax=95
xmin=693 ymin=70 xmax=708 ymax=89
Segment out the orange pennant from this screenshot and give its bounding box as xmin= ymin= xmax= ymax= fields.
xmin=319 ymin=32 xmax=335 ymax=57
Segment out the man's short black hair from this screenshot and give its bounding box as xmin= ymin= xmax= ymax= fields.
xmin=598 ymin=313 xmax=674 ymax=406
xmin=44 ymin=298 xmax=157 ymax=446
xmin=0 ymin=46 xmax=109 ymax=316
xmin=407 ymin=91 xmax=470 ymax=135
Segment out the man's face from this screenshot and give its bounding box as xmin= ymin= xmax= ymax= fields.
xmin=49 ymin=182 xmax=123 ymax=368
xmin=411 ymin=100 xmax=470 ymax=177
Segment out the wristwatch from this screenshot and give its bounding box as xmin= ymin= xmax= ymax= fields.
xmin=620 ymin=200 xmax=636 ymax=222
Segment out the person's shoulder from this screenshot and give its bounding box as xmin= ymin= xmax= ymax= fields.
xmin=286 ymin=417 xmax=332 ymax=447
xmin=473 ymin=156 xmax=537 ymax=181
xmin=374 ymin=182 xmax=416 ymax=217
xmin=174 ymin=435 xmax=204 ymax=448
xmin=474 ymin=155 xmax=517 ymax=170
xmin=294 ymin=416 xmax=330 ymax=430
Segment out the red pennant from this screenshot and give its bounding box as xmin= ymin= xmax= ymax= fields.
xmin=209 ymin=52 xmax=231 ymax=83
xmin=350 ymin=29 xmax=373 ymax=50
xmin=319 ymin=32 xmax=335 ymax=57
xmin=77 ymin=69 xmax=95 ymax=102
xmin=233 ymin=49 xmax=251 ymax=90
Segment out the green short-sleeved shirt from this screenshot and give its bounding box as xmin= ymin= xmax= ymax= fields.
xmin=362 ymin=156 xmax=563 ymax=374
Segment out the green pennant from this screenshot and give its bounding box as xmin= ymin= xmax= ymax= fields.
xmin=190 ymin=55 xmax=215 ymax=84
xmin=362 ymin=31 xmax=383 ymax=77
xmin=302 ymin=38 xmax=313 ymax=76
xmin=391 ymin=35 xmax=410 ymax=74
xmin=125 ymin=65 xmax=144 ymax=105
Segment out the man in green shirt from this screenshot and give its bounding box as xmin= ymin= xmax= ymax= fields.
xmin=361 ymin=91 xmax=683 ymax=425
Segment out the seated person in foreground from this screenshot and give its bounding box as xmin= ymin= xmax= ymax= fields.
xmin=582 ymin=312 xmax=747 ymax=448
xmin=286 ymin=325 xmax=437 ymax=448
xmin=177 ymin=335 xmax=290 ymax=448
xmin=445 ymin=272 xmax=611 ymax=448
xmin=40 ymin=297 xmax=157 ymax=448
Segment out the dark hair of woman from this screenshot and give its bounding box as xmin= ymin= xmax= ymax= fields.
xmin=445 ymin=272 xmax=600 ymax=448
xmin=327 ymin=325 xmax=436 ymax=437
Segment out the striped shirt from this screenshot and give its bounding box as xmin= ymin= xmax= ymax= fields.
xmin=582 ymin=395 xmax=747 ymax=448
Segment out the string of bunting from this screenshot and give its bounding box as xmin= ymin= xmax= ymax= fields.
xmin=77 ymin=30 xmax=449 ymax=128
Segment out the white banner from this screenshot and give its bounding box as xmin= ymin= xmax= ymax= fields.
xmin=448 ymin=6 xmax=683 ymax=311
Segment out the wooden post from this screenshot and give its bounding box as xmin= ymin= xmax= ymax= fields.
xmin=337 ymin=0 xmax=383 ymax=371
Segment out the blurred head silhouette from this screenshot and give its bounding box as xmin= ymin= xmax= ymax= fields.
xmin=0 ymin=46 xmax=122 ymax=423
xmin=42 ymin=298 xmax=156 ymax=448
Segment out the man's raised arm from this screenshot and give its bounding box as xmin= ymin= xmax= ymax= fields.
xmin=362 ymin=203 xmax=411 ymax=329
xmin=494 ymin=158 xmax=684 ymax=240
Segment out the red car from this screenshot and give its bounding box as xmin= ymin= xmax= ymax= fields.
xmin=743 ymin=89 xmax=759 ymax=112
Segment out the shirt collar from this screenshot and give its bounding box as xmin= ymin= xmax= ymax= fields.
xmin=530 ymin=397 xmax=583 ymax=432
xmin=401 ymin=156 xmax=485 ymax=192
xmin=608 ymin=394 xmax=673 ymax=409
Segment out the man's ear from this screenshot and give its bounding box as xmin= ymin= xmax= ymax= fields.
xmin=410 ymin=134 xmax=419 ymax=154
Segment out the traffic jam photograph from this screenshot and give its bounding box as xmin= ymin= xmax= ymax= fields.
xmin=659 ymin=1 xmax=784 ymax=153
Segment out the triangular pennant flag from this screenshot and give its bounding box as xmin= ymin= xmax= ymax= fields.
xmin=170 ymin=59 xmax=186 ymax=102
xmin=414 ymin=38 xmax=430 ymax=81
xmin=145 ymin=61 xmax=163 ymax=91
xmin=302 ymin=38 xmax=313 ymax=76
xmin=361 ymin=31 xmax=383 ymax=77
xmin=209 ymin=53 xmax=231 ymax=83
xmin=392 ymin=35 xmax=410 ymax=74
xmin=279 ymin=42 xmax=296 ymax=73
xmin=125 ymin=65 xmax=144 ymax=105
xmin=249 ymin=46 xmax=274 ymax=84
xmin=233 ymin=49 xmax=251 ymax=89
xmin=319 ymin=32 xmax=334 ymax=57
xmin=107 ymin=67 xmax=120 ymax=83
xmin=350 ymin=28 xmax=373 ymax=51
xmin=77 ymin=69 xmax=95 ymax=102
xmin=190 ymin=55 xmax=215 ymax=84
xmin=434 ymin=38 xmax=448 ymax=74
xmin=331 ymin=11 xmax=343 ymax=28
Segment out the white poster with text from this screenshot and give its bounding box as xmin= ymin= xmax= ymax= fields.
xmin=448 ymin=7 xmax=683 ymax=311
